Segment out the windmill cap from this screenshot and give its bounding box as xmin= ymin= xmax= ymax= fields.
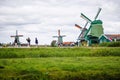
xmin=92 ymin=20 xmax=103 ymax=24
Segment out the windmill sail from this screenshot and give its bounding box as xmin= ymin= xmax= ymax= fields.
xmin=94 ymin=8 xmax=102 ymax=20
xmin=75 ymin=24 xmax=82 ymax=29
xmin=77 ymin=28 xmax=87 ymax=40
xmin=84 ymin=22 xmax=88 ymax=28
xmin=81 ymin=13 xmax=92 ymax=23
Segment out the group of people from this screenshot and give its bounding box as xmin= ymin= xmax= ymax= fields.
xmin=26 ymin=37 xmax=38 ymax=46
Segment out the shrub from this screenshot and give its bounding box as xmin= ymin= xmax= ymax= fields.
xmin=99 ymin=41 xmax=120 ymax=47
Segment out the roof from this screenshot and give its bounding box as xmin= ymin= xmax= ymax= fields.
xmin=105 ymin=34 xmax=120 ymax=39
xmin=99 ymin=34 xmax=111 ymax=42
xmin=63 ymin=42 xmax=74 ymax=45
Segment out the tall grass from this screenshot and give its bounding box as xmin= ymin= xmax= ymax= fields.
xmin=0 ymin=47 xmax=120 ymax=80
xmin=0 ymin=57 xmax=120 ymax=80
xmin=99 ymin=41 xmax=120 ymax=47
xmin=0 ymin=47 xmax=120 ymax=58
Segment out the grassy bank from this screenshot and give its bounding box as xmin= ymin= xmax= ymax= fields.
xmin=0 ymin=47 xmax=120 ymax=58
xmin=99 ymin=41 xmax=120 ymax=47
xmin=0 ymin=47 xmax=120 ymax=80
xmin=0 ymin=57 xmax=120 ymax=80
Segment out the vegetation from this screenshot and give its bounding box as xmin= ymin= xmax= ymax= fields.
xmin=51 ymin=40 xmax=57 ymax=47
xmin=99 ymin=41 xmax=120 ymax=47
xmin=0 ymin=47 xmax=120 ymax=58
xmin=0 ymin=47 xmax=120 ymax=80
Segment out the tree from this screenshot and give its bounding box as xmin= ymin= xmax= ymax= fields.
xmin=51 ymin=40 xmax=57 ymax=47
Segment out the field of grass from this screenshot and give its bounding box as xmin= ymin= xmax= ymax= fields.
xmin=0 ymin=47 xmax=120 ymax=80
xmin=0 ymin=47 xmax=120 ymax=58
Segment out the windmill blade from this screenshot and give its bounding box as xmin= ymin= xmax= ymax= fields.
xmin=81 ymin=13 xmax=92 ymax=23
xmin=58 ymin=29 xmax=60 ymax=36
xmin=11 ymin=36 xmax=16 ymax=37
xmin=78 ymin=19 xmax=89 ymax=40
xmin=11 ymin=35 xmax=23 ymax=37
xmin=78 ymin=28 xmax=87 ymax=39
xmin=84 ymin=22 xmax=88 ymax=28
xmin=16 ymin=30 xmax=18 ymax=35
xmin=17 ymin=35 xmax=23 ymax=37
xmin=77 ymin=32 xmax=83 ymax=40
xmin=61 ymin=35 xmax=66 ymax=37
xmin=53 ymin=36 xmax=58 ymax=38
xmin=77 ymin=22 xmax=88 ymax=40
xmin=75 ymin=24 xmax=82 ymax=29
xmin=94 ymin=8 xmax=102 ymax=20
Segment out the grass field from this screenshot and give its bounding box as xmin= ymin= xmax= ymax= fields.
xmin=0 ymin=47 xmax=120 ymax=80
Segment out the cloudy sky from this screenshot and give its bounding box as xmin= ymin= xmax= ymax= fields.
xmin=0 ymin=0 xmax=120 ymax=45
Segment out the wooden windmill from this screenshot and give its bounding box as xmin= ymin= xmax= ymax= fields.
xmin=75 ymin=8 xmax=104 ymax=46
xmin=11 ymin=30 xmax=23 ymax=46
xmin=53 ymin=29 xmax=66 ymax=46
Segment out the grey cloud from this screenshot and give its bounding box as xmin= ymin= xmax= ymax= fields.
xmin=0 ymin=0 xmax=120 ymax=44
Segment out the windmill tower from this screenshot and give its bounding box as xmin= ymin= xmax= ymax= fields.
xmin=53 ymin=29 xmax=66 ymax=46
xmin=11 ymin=30 xmax=23 ymax=46
xmin=75 ymin=8 xmax=104 ymax=46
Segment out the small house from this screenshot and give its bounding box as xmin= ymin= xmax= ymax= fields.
xmin=99 ymin=34 xmax=120 ymax=43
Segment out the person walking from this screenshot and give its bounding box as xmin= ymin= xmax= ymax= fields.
xmin=26 ymin=37 xmax=31 ymax=47
xmin=35 ymin=37 xmax=38 ymax=47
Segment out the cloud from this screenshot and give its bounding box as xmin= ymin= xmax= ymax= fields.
xmin=0 ymin=0 xmax=120 ymax=44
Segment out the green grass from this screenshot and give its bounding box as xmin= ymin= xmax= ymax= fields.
xmin=98 ymin=41 xmax=120 ymax=47
xmin=0 ymin=47 xmax=120 ymax=80
xmin=0 ymin=57 xmax=120 ymax=80
xmin=0 ymin=47 xmax=120 ymax=58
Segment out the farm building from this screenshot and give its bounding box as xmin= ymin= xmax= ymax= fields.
xmin=63 ymin=42 xmax=75 ymax=46
xmin=99 ymin=34 xmax=120 ymax=43
xmin=105 ymin=34 xmax=120 ymax=41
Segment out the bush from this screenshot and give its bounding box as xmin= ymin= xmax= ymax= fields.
xmin=92 ymin=48 xmax=120 ymax=56
xmin=0 ymin=47 xmax=120 ymax=58
xmin=99 ymin=41 xmax=120 ymax=47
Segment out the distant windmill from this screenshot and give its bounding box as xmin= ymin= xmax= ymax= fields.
xmin=75 ymin=8 xmax=104 ymax=46
xmin=11 ymin=30 xmax=23 ymax=46
xmin=53 ymin=29 xmax=66 ymax=46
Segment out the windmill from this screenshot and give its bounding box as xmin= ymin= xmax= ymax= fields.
xmin=53 ymin=29 xmax=66 ymax=46
xmin=75 ymin=8 xmax=104 ymax=46
xmin=11 ymin=30 xmax=23 ymax=46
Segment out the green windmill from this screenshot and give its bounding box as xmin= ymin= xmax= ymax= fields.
xmin=77 ymin=8 xmax=104 ymax=46
xmin=11 ymin=30 xmax=23 ymax=47
xmin=53 ymin=29 xmax=66 ymax=46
